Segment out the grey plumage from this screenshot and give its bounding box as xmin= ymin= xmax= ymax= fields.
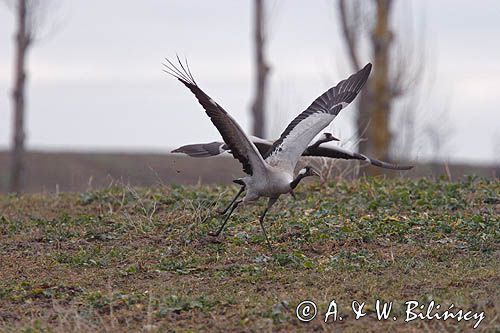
xmin=164 ymin=57 xmax=265 ymax=176
xmin=265 ymin=63 xmax=372 ymax=160
xmin=173 ymin=135 xmax=413 ymax=171
xmin=164 ymin=57 xmax=377 ymax=249
xmin=172 ymin=142 xmax=227 ymax=157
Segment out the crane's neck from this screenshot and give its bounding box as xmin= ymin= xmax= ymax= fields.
xmin=290 ymin=172 xmax=308 ymax=190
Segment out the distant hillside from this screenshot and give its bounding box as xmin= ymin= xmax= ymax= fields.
xmin=0 ymin=150 xmax=498 ymax=193
xmin=0 ymin=151 xmax=244 ymax=194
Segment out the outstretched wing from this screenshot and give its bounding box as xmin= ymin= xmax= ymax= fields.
xmin=164 ymin=57 xmax=267 ymax=176
xmin=172 ymin=136 xmax=273 ymax=158
xmin=304 ymin=144 xmax=414 ymax=170
xmin=173 ymin=135 xmax=413 ymax=170
xmin=172 ymin=142 xmax=229 ymax=158
xmin=264 ymin=63 xmax=372 ymax=173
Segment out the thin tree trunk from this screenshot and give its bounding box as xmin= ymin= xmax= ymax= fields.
xmin=338 ymin=0 xmax=371 ymax=155
xmin=251 ymin=0 xmax=269 ymax=138
xmin=338 ymin=0 xmax=360 ymax=70
xmin=10 ymin=0 xmax=30 ymax=194
xmin=369 ymin=0 xmax=393 ymax=162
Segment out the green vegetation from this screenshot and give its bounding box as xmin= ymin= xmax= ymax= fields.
xmin=0 ymin=177 xmax=498 ymax=332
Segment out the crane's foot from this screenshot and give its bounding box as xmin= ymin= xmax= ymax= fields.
xmin=208 ymin=199 xmax=242 ymax=238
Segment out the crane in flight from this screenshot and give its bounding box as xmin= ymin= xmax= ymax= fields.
xmin=164 ymin=57 xmax=405 ymax=249
xmin=172 ymin=133 xmax=413 ymax=171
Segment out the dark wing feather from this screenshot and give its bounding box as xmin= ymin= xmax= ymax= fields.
xmin=263 ymin=63 xmax=372 ymax=173
xmin=305 ymin=145 xmax=414 ymax=170
xmin=266 ymin=63 xmax=372 ymax=159
xmin=164 ymin=58 xmax=266 ymax=175
xmin=172 ymin=137 xmax=273 ymax=158
xmin=172 ymin=142 xmax=228 ymax=158
xmin=253 ymin=141 xmax=272 ymax=156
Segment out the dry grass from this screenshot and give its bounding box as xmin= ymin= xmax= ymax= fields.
xmin=0 ymin=177 xmax=499 ymax=332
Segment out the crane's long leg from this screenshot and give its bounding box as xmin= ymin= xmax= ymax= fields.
xmin=210 ymin=199 xmax=242 ymax=237
xmin=218 ymin=186 xmax=245 ymax=215
xmin=202 ymin=186 xmax=244 ymax=224
xmin=259 ymin=197 xmax=278 ymax=250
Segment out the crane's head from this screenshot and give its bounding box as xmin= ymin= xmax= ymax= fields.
xmin=320 ymin=132 xmax=340 ymax=142
xmin=298 ymin=166 xmax=320 ymax=178
xmin=307 ymin=133 xmax=341 ymax=152
xmin=290 ymin=166 xmax=320 ymax=189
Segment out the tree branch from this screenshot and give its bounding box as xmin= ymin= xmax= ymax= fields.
xmin=338 ymin=0 xmax=361 ymax=70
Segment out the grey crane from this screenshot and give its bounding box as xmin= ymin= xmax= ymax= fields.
xmin=164 ymin=57 xmax=372 ymax=248
xmin=172 ymin=133 xmax=414 ymax=171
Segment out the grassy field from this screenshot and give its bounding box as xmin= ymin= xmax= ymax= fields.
xmin=0 ymin=177 xmax=498 ymax=332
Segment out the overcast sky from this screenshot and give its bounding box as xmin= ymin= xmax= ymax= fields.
xmin=0 ymin=0 xmax=499 ymax=164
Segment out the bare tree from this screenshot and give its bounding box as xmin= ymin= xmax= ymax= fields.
xmin=5 ymin=0 xmax=55 ymax=193
xmin=338 ymin=0 xmax=396 ymax=162
xmin=337 ymin=0 xmax=427 ymax=172
xmin=251 ymin=0 xmax=270 ymax=138
xmin=9 ymin=0 xmax=31 ymax=193
xmin=369 ymin=0 xmax=394 ymax=161
xmin=338 ymin=0 xmax=371 ymax=156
